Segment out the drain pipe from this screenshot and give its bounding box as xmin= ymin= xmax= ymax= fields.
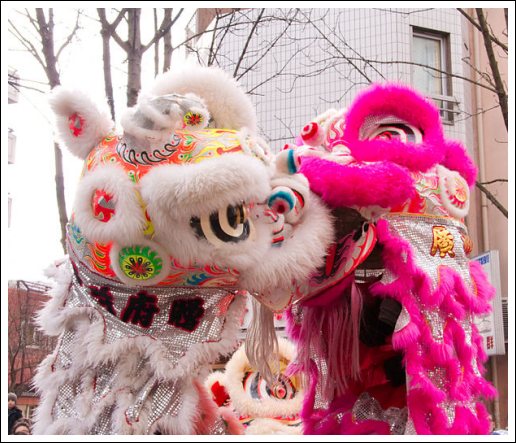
xmin=473 ymin=15 xmax=501 ymax=429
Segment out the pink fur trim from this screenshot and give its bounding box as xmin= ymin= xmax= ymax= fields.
xmin=372 ymin=218 xmax=496 ymax=434
xmin=299 ymin=157 xmax=415 ymax=209
xmin=442 ymin=140 xmax=478 ymax=186
xmin=341 ymin=84 xmax=447 ymax=172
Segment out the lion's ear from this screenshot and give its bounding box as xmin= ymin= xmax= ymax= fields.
xmin=205 ymin=372 xmax=230 ymax=407
xmin=49 ymin=87 xmax=114 ymax=159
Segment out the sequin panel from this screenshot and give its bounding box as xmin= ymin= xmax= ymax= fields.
xmin=352 ymin=392 xmax=407 ymax=434
xmin=384 ymin=214 xmax=472 ymax=293
xmin=207 ymin=417 xmax=229 ymax=435
xmin=52 ymin=381 xmax=82 ymax=420
xmin=52 ymin=329 xmax=77 ymax=371
xmin=439 ymin=400 xmax=456 ymax=427
xmin=91 ymin=361 xmax=118 ymax=404
xmin=125 ymin=376 xmax=158 ymax=425
xmin=66 ymin=248 xmax=239 ymax=369
xmin=394 ymin=306 xmax=411 ymax=333
xmin=427 ymin=367 xmax=447 ymax=391
xmin=89 ymin=404 xmax=115 ymax=435
xmin=146 ymin=380 xmax=185 ymax=434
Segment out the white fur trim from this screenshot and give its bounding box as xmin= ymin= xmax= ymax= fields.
xmin=109 ymin=239 xmax=172 ymax=287
xmin=73 ymin=164 xmax=146 ymax=244
xmin=139 ymin=153 xmax=271 ymax=220
xmin=241 ymin=194 xmax=334 ymax=296
xmin=149 ymin=64 xmax=257 ymax=133
xmin=205 ymin=371 xmax=226 ymax=393
xmin=245 ymin=418 xmax=302 ymax=435
xmin=223 ymin=338 xmax=303 ymax=418
xmin=49 ymin=87 xmax=113 ymax=159
xmin=33 ymin=259 xmax=247 ymax=434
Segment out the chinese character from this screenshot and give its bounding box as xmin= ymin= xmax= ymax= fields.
xmin=430 ymin=226 xmax=456 ymax=258
xmin=168 ymin=298 xmax=205 ymax=332
xmin=487 ymin=336 xmax=494 ymax=350
xmin=89 ymin=285 xmax=116 ymax=316
xmin=121 ymin=291 xmax=160 ymax=328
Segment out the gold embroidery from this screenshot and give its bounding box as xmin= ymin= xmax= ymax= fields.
xmin=431 ymin=226 xmax=456 ymax=258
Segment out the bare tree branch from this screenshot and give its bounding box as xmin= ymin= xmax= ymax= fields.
xmin=457 ymin=8 xmax=508 ymax=53
xmin=237 ymin=9 xmax=298 ymax=81
xmin=56 ymin=9 xmax=81 ymax=60
xmin=297 ymin=8 xmax=372 ymax=84
xmin=163 ymin=8 xmax=173 ymax=72
xmin=98 ymin=8 xmax=129 ymax=51
xmin=143 ymin=8 xmax=184 ymax=52
xmin=233 ymin=8 xmax=265 ymax=78
xmin=476 ymin=8 xmax=508 ymax=130
xmin=349 ymin=58 xmax=500 ymax=94
xmin=8 ymin=20 xmax=46 ymax=70
xmin=480 ymin=179 xmax=508 ymax=185
xmin=476 ymin=181 xmax=508 ymax=218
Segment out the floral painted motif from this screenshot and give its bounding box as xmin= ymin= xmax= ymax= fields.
xmin=118 ymin=245 xmax=163 ymax=281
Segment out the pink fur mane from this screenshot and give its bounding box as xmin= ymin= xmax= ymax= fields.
xmin=340 ymin=83 xmax=477 ymax=185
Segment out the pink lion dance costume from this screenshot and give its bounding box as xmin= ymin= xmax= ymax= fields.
xmin=32 ymin=66 xmax=332 ymax=434
xmin=287 ymin=84 xmax=496 ymax=434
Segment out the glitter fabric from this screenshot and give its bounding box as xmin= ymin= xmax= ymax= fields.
xmin=394 ymin=306 xmax=411 ymax=333
xmin=384 ymin=214 xmax=471 ymax=293
xmin=51 ymin=329 xmax=76 ymax=371
xmin=68 ymin=244 xmax=237 ymax=369
xmin=44 ymin=253 xmax=244 ymax=434
xmin=351 ymin=392 xmax=407 ymax=435
xmin=146 ymin=380 xmax=185 ymax=433
xmin=206 ymin=417 xmax=228 ymax=435
xmin=439 ymin=401 xmax=456 ymax=427
xmin=52 ymin=382 xmax=82 ymax=421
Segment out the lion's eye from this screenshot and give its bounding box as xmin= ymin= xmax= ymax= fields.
xmin=190 ymin=203 xmax=251 ymax=245
xmin=242 ymin=371 xmax=296 ymax=400
xmin=369 ymin=123 xmax=423 ymax=144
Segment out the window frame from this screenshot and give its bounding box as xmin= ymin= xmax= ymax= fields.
xmin=411 ymin=27 xmax=456 ymax=124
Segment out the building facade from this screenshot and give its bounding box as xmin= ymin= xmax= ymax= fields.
xmin=8 ymin=280 xmax=56 ymax=418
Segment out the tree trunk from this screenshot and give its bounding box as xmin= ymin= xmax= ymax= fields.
xmin=476 ymin=8 xmax=508 ymax=130
xmin=54 ymin=142 xmax=69 ymax=251
xmin=127 ymin=9 xmax=142 ymax=107
xmin=154 ymin=9 xmax=159 ymax=76
xmin=36 ymin=9 xmax=68 ymax=253
xmin=163 ymin=9 xmax=173 ymax=72
xmin=99 ymin=10 xmax=116 ymax=120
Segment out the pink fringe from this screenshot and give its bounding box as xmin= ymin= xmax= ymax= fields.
xmin=371 ymin=218 xmax=496 ymax=434
xmin=292 ymin=278 xmax=363 ymax=400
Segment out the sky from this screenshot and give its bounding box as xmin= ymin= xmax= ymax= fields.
xmin=4 ymin=6 xmax=196 ymax=283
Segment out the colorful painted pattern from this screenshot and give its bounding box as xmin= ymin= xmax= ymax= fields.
xmin=118 ymin=245 xmax=163 ymax=281
xmin=86 ymin=129 xmax=249 ymax=177
xmin=67 ymin=223 xmax=240 ymax=287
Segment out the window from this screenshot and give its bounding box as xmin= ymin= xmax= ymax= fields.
xmin=412 ymin=28 xmax=455 ymax=123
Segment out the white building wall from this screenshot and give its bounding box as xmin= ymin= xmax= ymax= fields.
xmin=198 ymin=8 xmax=473 ymax=154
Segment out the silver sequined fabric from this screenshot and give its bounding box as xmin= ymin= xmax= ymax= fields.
xmin=44 ymin=244 xmax=243 ymax=434
xmin=381 ymin=214 xmax=485 ymax=433
xmin=351 ymin=392 xmax=408 ymax=435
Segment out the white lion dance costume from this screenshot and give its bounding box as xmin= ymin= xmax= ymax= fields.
xmin=205 ymin=338 xmax=304 ymax=434
xmin=33 ymin=66 xmax=333 ymax=434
